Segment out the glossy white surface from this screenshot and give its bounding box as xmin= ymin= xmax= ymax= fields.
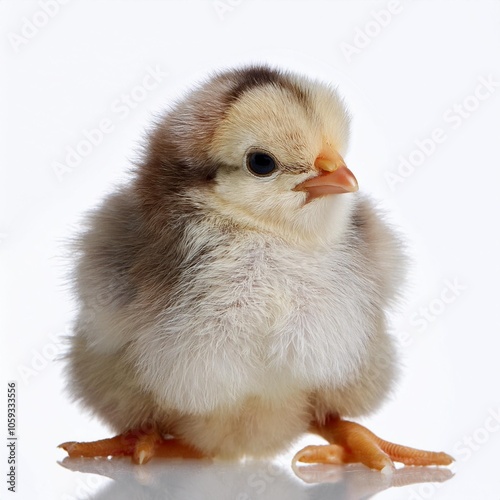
xmin=1 ymin=0 xmax=499 ymax=498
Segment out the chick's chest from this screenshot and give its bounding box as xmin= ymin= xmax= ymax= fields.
xmin=201 ymin=236 xmax=371 ymax=385
xmin=207 ymin=235 xmax=368 ymax=340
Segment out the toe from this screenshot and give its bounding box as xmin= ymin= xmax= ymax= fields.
xmin=58 ymin=435 xmax=135 ymax=458
xmin=377 ymin=440 xmax=454 ymax=466
xmin=293 ymin=444 xmax=345 ymax=465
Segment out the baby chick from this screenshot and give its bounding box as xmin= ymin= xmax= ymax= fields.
xmin=59 ymin=65 xmax=453 ymax=471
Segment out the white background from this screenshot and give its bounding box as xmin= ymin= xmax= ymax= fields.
xmin=1 ymin=1 xmax=500 ymax=499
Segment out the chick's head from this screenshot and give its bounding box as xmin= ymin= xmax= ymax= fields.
xmin=137 ymin=66 xmax=358 ymax=244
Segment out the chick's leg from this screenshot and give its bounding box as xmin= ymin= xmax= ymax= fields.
xmin=293 ymin=416 xmax=453 ymax=471
xmin=59 ymin=427 xmax=205 ymax=464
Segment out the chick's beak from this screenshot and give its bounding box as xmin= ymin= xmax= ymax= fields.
xmin=294 ymin=149 xmax=358 ymax=202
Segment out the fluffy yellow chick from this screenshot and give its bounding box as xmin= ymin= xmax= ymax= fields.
xmin=59 ymin=66 xmax=453 ymax=472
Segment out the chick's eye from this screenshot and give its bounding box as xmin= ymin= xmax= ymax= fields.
xmin=247 ymin=152 xmax=277 ymax=177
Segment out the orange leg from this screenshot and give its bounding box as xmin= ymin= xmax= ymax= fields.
xmin=59 ymin=428 xmax=205 ymax=464
xmin=293 ymin=416 xmax=454 ymax=471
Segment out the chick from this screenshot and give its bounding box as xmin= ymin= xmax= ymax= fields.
xmin=59 ymin=65 xmax=453 ymax=471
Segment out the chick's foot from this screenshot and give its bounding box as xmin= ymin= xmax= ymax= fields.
xmin=58 ymin=428 xmax=205 ymax=464
xmin=294 ymin=417 xmax=454 ymax=472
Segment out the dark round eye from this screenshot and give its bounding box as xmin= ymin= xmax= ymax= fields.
xmin=247 ymin=152 xmax=277 ymax=177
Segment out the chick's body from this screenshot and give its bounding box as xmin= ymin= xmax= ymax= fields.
xmin=66 ymin=66 xmax=407 ymax=462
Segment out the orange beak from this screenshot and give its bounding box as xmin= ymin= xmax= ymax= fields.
xmin=294 ymin=148 xmax=358 ymax=202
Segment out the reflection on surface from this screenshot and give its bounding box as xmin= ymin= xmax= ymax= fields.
xmin=59 ymin=457 xmax=453 ymax=500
